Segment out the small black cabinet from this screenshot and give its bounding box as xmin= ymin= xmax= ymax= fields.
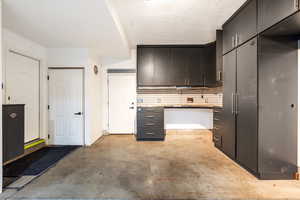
xmin=136 ymin=107 xmax=165 ymax=141
xmin=3 ymin=105 xmax=25 ymax=163
xmin=258 ymin=0 xmax=299 ymax=33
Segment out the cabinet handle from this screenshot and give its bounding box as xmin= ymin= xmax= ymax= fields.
xmin=231 ymin=93 xmax=235 ymax=115
xmin=145 ymin=132 xmax=155 ymax=135
xmin=213 ymin=136 xmax=220 ymax=141
xmin=235 ymin=93 xmax=239 ymax=115
xmin=145 ymin=123 xmax=155 ymax=126
xmin=217 ymin=71 xmax=222 ymax=81
xmin=295 ymin=0 xmax=299 ymax=9
xmin=145 ymin=115 xmax=155 ymax=118
xmin=232 ymin=36 xmax=235 ymax=48
xmin=236 ymin=34 xmax=239 ymax=46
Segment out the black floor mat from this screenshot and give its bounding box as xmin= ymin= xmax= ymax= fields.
xmin=3 ymin=146 xmax=79 ymax=177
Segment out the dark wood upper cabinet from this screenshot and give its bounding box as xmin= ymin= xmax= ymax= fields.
xmin=152 ymin=48 xmax=172 ymax=86
xmin=187 ymin=47 xmax=204 ymax=86
xmin=258 ymin=0 xmax=299 ymax=33
xmin=223 ymin=14 xmax=238 ymax=54
xmin=137 ymin=47 xmax=155 ymax=86
xmin=137 ymin=45 xmax=217 ymax=87
xmin=223 ymin=0 xmax=257 ymax=54
xmin=235 ymin=0 xmax=257 ymax=46
xmin=170 ymin=48 xmax=190 ymax=86
xmin=216 ymin=30 xmax=223 ymax=86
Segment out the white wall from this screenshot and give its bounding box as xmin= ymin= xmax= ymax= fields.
xmin=87 ymin=51 xmax=104 ymax=144
xmin=0 ymin=0 xmax=3 ymax=193
xmin=165 ymin=109 xmax=213 ymax=130
xmin=102 ymin=49 xmax=136 ymax=131
xmin=2 ymin=28 xmax=48 ymax=142
xmin=47 ymin=48 xmax=104 ymax=145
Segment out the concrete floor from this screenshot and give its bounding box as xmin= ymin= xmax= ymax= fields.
xmin=2 ymin=131 xmax=300 ymax=200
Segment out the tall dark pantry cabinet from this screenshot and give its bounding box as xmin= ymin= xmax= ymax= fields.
xmin=220 ymin=0 xmax=298 ymax=180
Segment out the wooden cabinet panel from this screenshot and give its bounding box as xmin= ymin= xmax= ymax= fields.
xmin=137 ymin=47 xmax=155 ymax=86
xmin=235 ymin=0 xmax=257 ymax=46
xmin=153 ymin=48 xmax=172 ymax=86
xmin=223 ymin=0 xmax=257 ymax=54
xmin=201 ymin=44 xmax=216 ymax=87
xmin=222 ymin=50 xmax=237 ymax=160
xmin=216 ymin=30 xmax=223 ymax=86
xmin=223 ymin=16 xmax=238 ymax=54
xmin=170 ymin=48 xmax=190 ymax=86
xmin=236 ymin=38 xmax=258 ymax=173
xmin=258 ymin=0 xmax=299 ymax=32
xmin=187 ymin=48 xmax=204 ymax=86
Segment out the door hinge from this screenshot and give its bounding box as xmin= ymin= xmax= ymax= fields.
xmin=48 ymin=105 xmax=50 ymax=110
xmin=47 ymin=75 xmax=50 ymax=80
xmin=1 ymin=83 xmax=3 ymax=89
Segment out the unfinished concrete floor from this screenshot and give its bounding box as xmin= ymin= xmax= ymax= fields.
xmin=2 ymin=131 xmax=300 ymax=200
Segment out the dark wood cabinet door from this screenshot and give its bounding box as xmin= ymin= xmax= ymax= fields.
xmin=202 ymin=44 xmax=216 ymax=87
xmin=216 ymin=30 xmax=223 ymax=85
xmin=223 ymin=16 xmax=238 ymax=55
xmin=187 ymin=48 xmax=204 ymax=86
xmin=137 ymin=47 xmax=155 ymax=86
xmin=222 ymin=50 xmax=237 ymax=160
xmin=258 ymin=0 xmax=298 ymax=32
xmin=153 ymin=48 xmax=172 ymax=86
xmin=170 ymin=48 xmax=190 ymax=86
xmin=235 ymin=0 xmax=257 ymax=46
xmin=236 ymin=38 xmax=258 ymax=173
xmin=258 ymin=36 xmax=298 ymax=179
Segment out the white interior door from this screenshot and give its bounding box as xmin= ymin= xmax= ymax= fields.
xmin=6 ymin=51 xmax=40 ymax=143
xmin=108 ymin=73 xmax=136 ymax=134
xmin=49 ymin=69 xmax=84 ymax=145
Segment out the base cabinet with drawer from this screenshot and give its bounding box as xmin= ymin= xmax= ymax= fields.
xmin=213 ymin=108 xmax=224 ymax=150
xmin=3 ymin=104 xmax=25 ymax=163
xmin=136 ymin=107 xmax=165 ymax=141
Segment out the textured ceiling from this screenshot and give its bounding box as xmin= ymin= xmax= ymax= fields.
xmin=110 ymin=0 xmax=247 ymax=47
xmin=2 ymin=0 xmax=130 ymax=58
xmin=2 ymin=0 xmax=247 ymax=58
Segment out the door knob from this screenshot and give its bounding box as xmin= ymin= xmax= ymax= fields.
xmin=74 ymin=112 xmax=82 ymax=115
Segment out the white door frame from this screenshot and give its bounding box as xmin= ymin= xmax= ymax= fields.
xmin=107 ymin=70 xmax=136 ymax=134
xmin=48 ymin=67 xmax=85 ymax=146
xmin=4 ymin=49 xmax=41 ymax=143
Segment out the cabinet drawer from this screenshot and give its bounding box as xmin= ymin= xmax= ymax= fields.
xmin=138 ymin=126 xmax=165 ymax=139
xmin=213 ymin=134 xmax=222 ymax=148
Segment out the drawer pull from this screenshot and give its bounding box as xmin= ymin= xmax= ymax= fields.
xmin=213 ymin=136 xmax=220 ymax=141
xmin=145 ymin=123 xmax=155 ymax=126
xmin=214 ymin=118 xmax=220 ymax=121
xmin=9 ymin=113 xmax=17 ymax=119
xmin=145 ymin=132 xmax=155 ymax=135
xmin=145 ymin=115 xmax=155 ymax=118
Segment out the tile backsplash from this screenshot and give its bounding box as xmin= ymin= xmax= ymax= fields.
xmin=137 ymin=93 xmax=223 ymax=106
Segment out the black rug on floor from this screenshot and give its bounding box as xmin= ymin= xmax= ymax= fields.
xmin=3 ymin=146 xmax=79 ymax=177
